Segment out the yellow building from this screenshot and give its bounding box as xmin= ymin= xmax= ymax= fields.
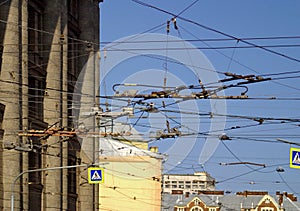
xmin=99 ymin=138 xmax=163 ymax=211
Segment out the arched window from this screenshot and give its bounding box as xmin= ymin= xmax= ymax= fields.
xmin=191 ymin=206 xmax=203 ymax=211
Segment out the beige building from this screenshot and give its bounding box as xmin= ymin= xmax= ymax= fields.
xmin=163 ymin=172 xmax=216 ymax=194
xmin=99 ymin=138 xmax=164 ymax=211
xmin=0 ymin=0 xmax=101 ymax=210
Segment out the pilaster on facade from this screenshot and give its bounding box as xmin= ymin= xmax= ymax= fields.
xmin=0 ymin=0 xmax=23 ymax=209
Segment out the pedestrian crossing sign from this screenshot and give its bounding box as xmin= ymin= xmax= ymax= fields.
xmin=88 ymin=167 xmax=104 ymax=184
xmin=290 ymin=148 xmax=300 ymax=169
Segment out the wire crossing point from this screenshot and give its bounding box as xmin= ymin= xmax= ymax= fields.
xmin=88 ymin=167 xmax=104 ymax=184
xmin=290 ymin=148 xmax=300 ymax=169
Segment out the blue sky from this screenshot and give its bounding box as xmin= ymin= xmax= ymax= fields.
xmin=99 ymin=1 xmax=300 ymax=196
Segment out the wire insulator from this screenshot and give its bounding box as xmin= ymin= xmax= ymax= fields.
xmin=166 ymin=20 xmax=170 ymax=33
xmin=172 ymin=17 xmax=178 ymax=30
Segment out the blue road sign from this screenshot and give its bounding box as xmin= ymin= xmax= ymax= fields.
xmin=290 ymin=148 xmax=300 ymax=169
xmin=88 ymin=167 xmax=104 ymax=184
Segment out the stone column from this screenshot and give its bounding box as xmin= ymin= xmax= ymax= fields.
xmin=0 ymin=0 xmax=22 ymax=209
xmin=21 ymin=0 xmax=29 ymax=210
xmin=77 ymin=1 xmax=100 ymax=210
xmin=43 ymin=1 xmax=66 ymax=210
xmin=61 ymin=1 xmax=69 ymax=209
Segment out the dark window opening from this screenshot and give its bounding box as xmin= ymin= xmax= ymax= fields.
xmin=67 ymin=139 xmax=80 ymax=211
xmin=0 ymin=45 xmax=3 ymax=74
xmin=68 ymin=0 xmax=79 ymax=20
xmin=0 ymin=103 xmax=5 ymax=139
xmin=28 ymin=137 xmax=43 ymax=211
xmin=28 ymin=75 xmax=45 ymax=120
xmin=27 ymin=2 xmax=45 ymax=210
xmin=28 ymin=4 xmax=43 ymax=66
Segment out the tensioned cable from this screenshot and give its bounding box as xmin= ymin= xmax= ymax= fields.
xmin=100 ymin=44 xmax=300 ymax=51
xmin=226 ymin=40 xmax=239 ymax=72
xmin=131 ymin=0 xmax=300 ymax=63
xmin=175 ymin=0 xmax=200 ymax=18
xmin=103 ymin=0 xmax=200 ymax=51
xmin=260 ymin=70 xmax=300 ymax=77
xmin=216 ymin=165 xmax=275 ymax=184
xmin=2 ymin=5 xmax=300 ymax=66
xmin=100 ymin=35 xmax=300 ymax=45
xmin=277 ymin=172 xmax=297 ymax=195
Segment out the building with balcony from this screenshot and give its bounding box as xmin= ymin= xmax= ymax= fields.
xmin=163 ymin=172 xmax=216 ymax=194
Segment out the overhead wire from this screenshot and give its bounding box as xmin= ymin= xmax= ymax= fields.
xmin=99 ymin=44 xmax=300 ymax=52
xmin=102 ymin=22 xmax=300 ymax=94
xmin=2 ymin=1 xmax=300 ymax=197
xmin=100 ymin=35 xmax=300 ymax=46
xmin=130 ymin=0 xmax=300 ymax=95
xmin=226 ymin=39 xmax=240 ymax=72
xmin=96 ymin=97 xmax=300 ymax=146
xmin=131 ymin=0 xmax=300 ymax=63
xmin=277 ymin=172 xmax=298 ymax=195
xmin=174 ymin=0 xmax=200 ymax=18
xmin=1 ymin=5 xmax=299 ymax=84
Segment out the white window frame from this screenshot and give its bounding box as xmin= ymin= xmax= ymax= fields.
xmin=261 ymin=208 xmax=274 ymax=211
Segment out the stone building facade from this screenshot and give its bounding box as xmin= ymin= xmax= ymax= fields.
xmin=0 ymin=0 xmax=101 ymax=210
